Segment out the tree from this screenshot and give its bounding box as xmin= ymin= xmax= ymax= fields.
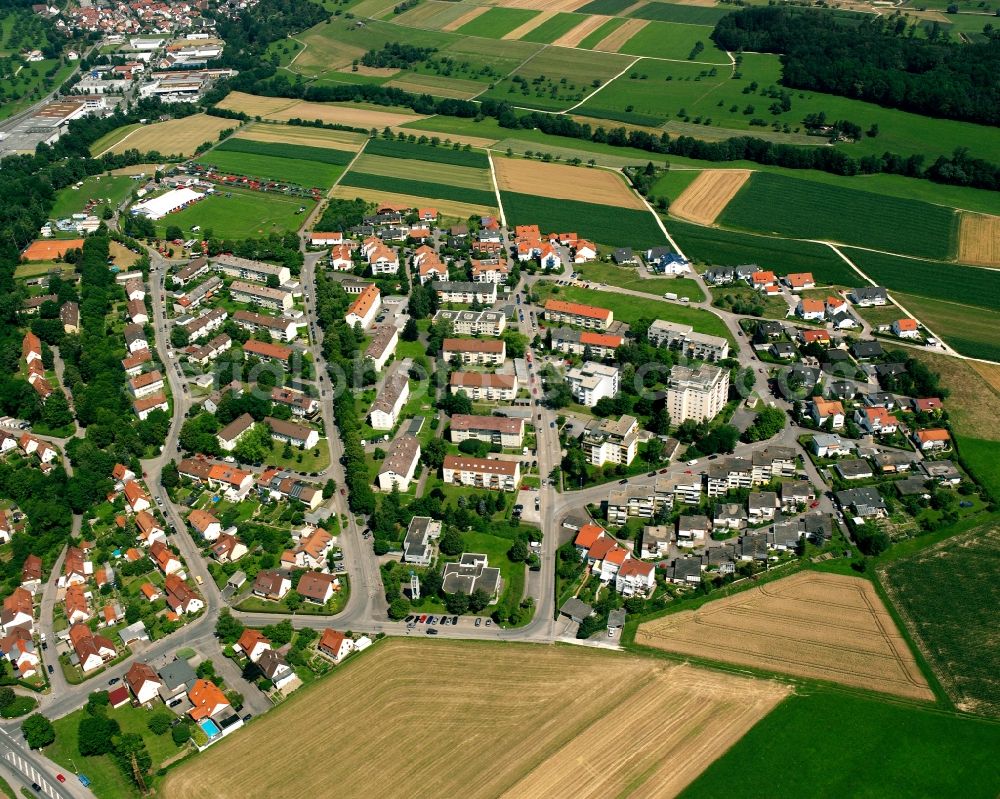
xmin=147 ymin=711 xmax=173 ymax=735
xmin=285 ymin=590 xmax=302 ymax=612
xmin=195 ymin=660 xmax=218 ymax=681
xmin=439 ymin=527 xmax=464 ymax=556
xmin=742 ymin=406 xmax=785 ymax=443
xmin=112 ymin=732 xmax=152 ymax=790
xmin=22 ymin=713 xmax=55 ymax=749
xmin=468 ymin=588 xmax=490 ymax=614
xmin=161 ymin=459 xmax=179 ymax=488
xmin=41 ymin=391 xmax=73 ymax=430
xmin=233 ymin=423 xmax=272 ymax=464
xmin=171 ymin=720 xmax=192 ymax=745
xmin=215 ymin=610 xmax=244 ymax=644
xmin=444 ymin=591 xmax=469 ymax=615
xmin=0 ymin=687 xmax=15 ymax=709
xmin=507 ymin=538 xmax=529 ymax=562
xmin=401 ymin=317 xmax=419 ymax=341
xmin=262 ymin=619 xmax=293 ymax=647
xmin=323 ymin=479 xmax=336 ymax=499
xmin=165 ymin=225 xmax=183 ymax=241
xmin=170 ymin=325 xmax=189 ymax=348
xmin=388 ymin=596 xmax=410 ymax=619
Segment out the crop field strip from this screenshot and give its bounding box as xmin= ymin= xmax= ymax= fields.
xmin=330 ymin=185 xmax=497 ymax=220
xmin=843 ymin=247 xmax=1000 ymax=312
xmin=666 ymin=218 xmax=858 ymax=285
xmin=500 ymin=192 xmax=664 ymax=248
xmin=349 ymin=153 xmax=489 ymax=189
xmin=957 ymin=212 xmax=1000 ymax=267
xmin=626 ymin=2 xmax=729 ymax=25
xmin=214 ymin=138 xmax=357 ymax=165
xmin=363 ymin=137 xmax=490 ymax=168
xmin=233 ymin=123 xmax=367 ymax=150
xmin=162 ymin=640 xmax=787 ymax=799
xmin=552 ymin=13 xmax=613 ymax=47
xmin=515 ymin=12 xmax=589 ymax=43
xmin=102 ymin=114 xmax=238 ymax=157
xmin=216 ymin=92 xmax=427 ymax=128
xmin=669 ymin=169 xmax=751 ymax=225
xmin=718 ymin=172 xmax=958 ymax=260
xmin=576 ymin=16 xmax=628 ymax=48
xmin=592 ymin=17 xmax=648 ymax=51
xmin=456 ymin=7 xmax=540 ymax=37
xmin=881 ymin=522 xmax=1000 ymax=717
xmin=890 ymin=292 xmax=1000 ymax=362
xmin=636 ymin=571 xmax=934 ymax=701
xmin=493 ymin=157 xmax=645 ymax=209
xmin=194 ymin=141 xmax=348 ymax=189
xmin=339 ymin=171 xmax=497 ymax=206
xmin=617 ymin=20 xmax=730 ymax=62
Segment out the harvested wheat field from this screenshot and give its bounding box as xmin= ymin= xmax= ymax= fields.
xmin=266 ymin=100 xmax=426 ymax=129
xmin=554 ymin=13 xmax=611 ymax=47
xmin=234 ymin=123 xmax=366 ymax=151
xmin=163 ymin=640 xmax=787 ymax=799
xmin=494 ymin=157 xmax=645 ymax=208
xmin=636 ymin=571 xmax=933 ymax=701
xmin=670 ymin=169 xmax=752 ymax=225
xmin=593 ymin=18 xmax=648 ymax=52
xmin=103 ymin=114 xmax=237 ymax=157
xmin=958 ymin=212 xmax=1000 ymax=267
xmin=330 ymin=185 xmax=496 ymax=219
xmin=970 ymin=360 xmax=1000 ymax=394
xmin=491 ymin=0 xmax=588 ymax=10
xmin=215 ymin=91 xmax=300 ymax=118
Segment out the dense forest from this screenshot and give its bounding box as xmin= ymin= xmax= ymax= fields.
xmin=711 ymin=6 xmax=1000 ymax=126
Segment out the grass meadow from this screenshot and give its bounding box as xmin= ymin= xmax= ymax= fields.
xmin=665 ymin=218 xmax=857 ymax=284
xmin=882 ymin=519 xmax=1000 ymax=718
xmin=536 ymin=282 xmax=732 ymax=341
xmin=679 ymin=690 xmax=1000 ymax=799
xmin=578 ymin=16 xmax=628 ymax=48
xmin=618 ymin=21 xmax=730 ymax=63
xmin=718 ymin=172 xmax=958 ymax=259
xmin=340 ymin=171 xmax=495 ymax=206
xmin=501 ymin=191 xmax=664 ymax=249
xmin=518 ymin=12 xmax=587 ymax=43
xmin=156 ymin=188 xmax=313 ymax=239
xmin=892 ymin=293 xmax=1000 ymax=362
xmin=456 ymin=7 xmax=538 ymax=38
xmin=627 ymin=3 xmax=729 ymax=25
xmin=51 ymin=175 xmax=136 ymax=218
xmin=196 ymin=150 xmax=344 ymax=189
xmin=364 ymin=137 xmax=489 ymax=168
xmin=575 ymin=261 xmax=706 ymax=302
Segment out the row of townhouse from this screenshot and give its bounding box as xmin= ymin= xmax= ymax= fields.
xmin=543 ymin=298 xmax=612 ymax=331
xmin=21 ymin=332 xmax=52 ymax=403
xmin=229 ymin=280 xmax=293 ymax=312
xmin=369 ymin=370 xmax=410 ymax=430
xmin=548 ymin=327 xmax=623 ymax=360
xmin=181 ymin=306 xmax=227 ymax=342
xmin=572 ymin=524 xmax=656 ymax=596
xmin=449 ymin=371 xmax=518 ymax=402
xmin=647 ymin=320 xmax=730 ymax=361
xmin=345 ymin=284 xmax=381 ymax=329
xmin=364 ymin=324 xmax=399 ymax=372
xmin=361 ymin=237 xmax=400 ymax=275
xmin=441 ymin=455 xmax=520 ymax=492
xmin=433 ymin=281 xmax=497 ymax=306
xmin=186 ymin=333 xmax=231 ymax=366
xmin=432 ymin=309 xmax=505 ymax=336
xmin=449 ymin=414 xmax=525 ymax=449
xmin=442 ymin=337 xmax=506 ymax=366
xmin=175 ymin=275 xmax=222 ymax=311
xmin=233 ymin=310 xmax=298 ymax=342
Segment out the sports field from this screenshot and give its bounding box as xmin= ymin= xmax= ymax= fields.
xmin=155 ymin=188 xmax=313 ymax=240
xmin=666 ymin=219 xmax=858 ymax=285
xmin=680 ymin=690 xmax=1000 ymax=799
xmin=101 ymin=114 xmax=237 ymax=157
xmin=719 ymin=172 xmax=958 ymax=260
xmin=957 ymin=212 xmax=1000 ymax=267
xmin=494 ymin=158 xmax=644 ymax=209
xmin=636 ymin=571 xmax=934 ymax=701
xmin=669 ymin=169 xmax=750 ymax=225
xmin=882 ymin=520 xmax=1000 ymax=717
xmin=162 ymin=640 xmax=788 ymax=799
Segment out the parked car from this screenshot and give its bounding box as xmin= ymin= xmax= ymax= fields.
xmin=475 ymin=618 xmax=482 ymax=627
xmin=56 ymin=775 xmax=66 ymax=784
xmin=47 ymin=665 xmax=53 ymax=674
xmin=451 ymin=616 xmax=459 ymax=625
xmin=485 ymin=619 xmax=492 ymax=627
xmin=242 ymin=713 xmax=252 ymax=722
xmin=108 ymin=677 xmax=120 ymax=686
xmin=404 ymin=615 xmax=415 ymax=623
xmin=426 ymin=628 xmax=439 ymax=635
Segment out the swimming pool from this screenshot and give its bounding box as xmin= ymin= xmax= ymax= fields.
xmin=199 ymin=719 xmax=221 ymax=737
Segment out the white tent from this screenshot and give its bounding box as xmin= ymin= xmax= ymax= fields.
xmin=131 ymin=187 xmax=203 ymax=220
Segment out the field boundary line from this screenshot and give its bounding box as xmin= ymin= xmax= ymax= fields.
xmin=487 ymin=149 xmax=507 ymax=227
xmin=562 ymin=56 xmax=641 ymax=114
xmin=94 ymin=126 xmax=140 ymax=158
xmin=298 ymin=136 xmax=371 ymax=237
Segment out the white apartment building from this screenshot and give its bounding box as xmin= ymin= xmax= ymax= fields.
xmin=582 ymin=415 xmax=638 ymax=467
xmin=566 ymin=362 xmax=619 ymax=406
xmin=666 ymin=364 xmax=729 ymax=423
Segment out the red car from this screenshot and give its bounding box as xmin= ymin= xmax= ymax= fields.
xmin=340 ymin=488 xmax=346 ymax=495
xmin=810 ymin=500 xmax=820 ymax=508
xmin=56 ymin=775 xmax=66 ymax=784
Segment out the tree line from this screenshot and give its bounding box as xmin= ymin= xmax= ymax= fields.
xmin=711 ymin=6 xmax=1000 ymax=126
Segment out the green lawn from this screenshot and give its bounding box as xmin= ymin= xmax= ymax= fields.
xmin=47 ymin=702 xmax=186 ymax=799
xmin=667 ymin=218 xmax=858 ymax=285
xmin=955 ymin=437 xmax=1000 ymax=504
xmin=154 ymin=188 xmax=314 ymax=239
xmin=574 ymin=262 xmax=705 ymax=302
xmin=679 ymin=691 xmax=1000 ymax=799
xmin=456 ymin=7 xmax=539 ymax=38
xmin=719 ymin=172 xmax=958 ymax=260
xmin=536 ymin=282 xmax=732 ymax=341
xmin=89 ymin=124 xmax=143 ymax=156
xmin=261 ymin=437 xmax=330 ymax=473
xmin=50 ymin=175 xmax=136 ymax=219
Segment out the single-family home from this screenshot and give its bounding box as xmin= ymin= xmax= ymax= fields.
xmin=318 ymin=629 xmax=354 ymax=663
xmin=125 ymin=661 xmax=163 ymax=705
xmin=235 ymin=629 xmax=271 ymax=663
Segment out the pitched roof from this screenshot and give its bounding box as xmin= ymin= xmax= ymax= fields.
xmin=544 ymin=298 xmax=611 ymax=322
xmin=243 ymin=338 xmax=292 ymax=361
xmin=442 ymin=454 xmax=518 ymax=476
xmin=296 ymin=571 xmax=337 ymax=602
xmin=188 ymin=678 xmax=228 ymax=720
xmin=574 ymin=523 xmax=605 ymax=548
xmin=319 ymin=628 xmax=346 ymax=654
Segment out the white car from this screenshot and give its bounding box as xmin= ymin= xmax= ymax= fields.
xmin=687 ymin=459 xmax=699 ymax=466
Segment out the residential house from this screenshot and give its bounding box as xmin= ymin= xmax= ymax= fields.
xmin=850 ymin=287 xmax=888 ymax=307
xmin=836 ymin=459 xmax=874 ymax=481
xmin=914 ymin=428 xmax=951 ymax=451
xmin=216 ymin=413 xmax=254 ymax=452
xmin=125 ymin=661 xmax=163 ymax=704
xmin=369 ymin=371 xmax=410 ymax=430
xmin=150 ymin=541 xmax=182 ymax=576
xmin=377 ymin=435 xmax=421 ymax=492
xmin=364 ymin=324 xmax=399 ymax=372
xmin=450 ymin=415 xmax=524 ymax=449
xmin=265 ymin=417 xmax=320 ymax=450
xmin=748 ymin=491 xmax=778 ymax=522
xmin=164 ymin=574 xmax=204 ymax=614
xmin=188 ymin=509 xmax=221 ymax=541
xmin=856 ymin=406 xmax=899 ymax=435
xmin=811 ymin=397 xmax=845 ymax=429
xmin=235 ymin=629 xmax=271 ymax=663
xmin=258 ymin=648 xmax=296 ymax=691
xmin=318 ymin=629 xmax=353 ymax=663
xmin=442 ymin=455 xmax=520 ymax=492
xmin=639 ymin=525 xmax=671 ymax=560
xmin=835 ymin=487 xmax=888 ymax=518
xmin=812 ymin=433 xmax=851 ymax=458
xmin=296 ymin=572 xmax=338 ymax=606
xmin=187 ymin=679 xmax=229 ymax=721
xmin=210 ymin=534 xmax=248 ymax=564
xmin=615 ymin=559 xmax=655 ymax=597
xmin=449 ymin=372 xmax=517 ymax=402
xmin=676 ymin=515 xmax=709 ymax=548
xmin=69 ymin=624 xmax=115 ymax=673
xmin=442 ymin=553 xmax=501 ymax=600
xmin=252 ymin=570 xmax=291 ymax=601
xmin=892 ymin=318 xmax=920 ymax=339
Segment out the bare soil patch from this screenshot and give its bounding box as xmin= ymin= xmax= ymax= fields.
xmin=162 ymin=639 xmax=786 ymax=799
xmin=636 ymin=571 xmax=934 ymax=701
xmin=670 ymin=169 xmax=752 ymax=225
xmin=494 ymin=157 xmax=645 ymax=209
xmin=554 ymin=14 xmax=611 ymax=47
xmin=958 ymin=212 xmax=1000 ymax=267
xmin=593 ymin=17 xmax=647 ymax=51
xmin=215 ymin=91 xmax=300 ymax=118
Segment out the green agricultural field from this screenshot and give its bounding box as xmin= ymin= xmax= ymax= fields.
xmin=215 ymin=138 xmax=355 ymax=165
xmin=501 ymin=191 xmax=664 ymax=249
xmin=618 ymin=21 xmax=730 ymax=63
xmin=536 ymin=283 xmax=732 ymax=341
xmin=882 ymin=519 xmax=1000 ymax=718
xmin=350 ymin=153 xmax=489 ymax=189
xmin=456 ymin=7 xmax=539 ymax=38
xmin=843 ymin=248 xmax=1000 ymax=312
xmin=679 ymin=691 xmax=1000 ymax=799
xmin=575 ymin=262 xmax=705 ymax=302
xmin=518 ymin=12 xmax=587 ymax=43
xmin=364 ymin=137 xmax=489 ymax=168
xmin=666 ymin=218 xmax=857 ymax=284
xmin=627 ymin=2 xmax=728 ymax=25
xmin=155 ymin=188 xmax=313 ymax=239
xmin=88 ymin=123 xmax=143 ymax=156
xmin=578 ymin=0 xmax=634 ymax=13
xmin=340 ymin=171 xmax=496 ymax=206
xmin=719 ymin=172 xmax=957 ymax=259
xmin=481 ymin=46 xmax=634 ymax=112
xmin=649 ymin=169 xmax=701 ymax=202
xmin=437 ymin=35 xmax=541 ymax=81
xmin=578 ymin=16 xmax=628 ymax=48
xmin=892 ymin=293 xmax=1000 ymax=363
xmin=955 ymin=438 xmax=1000 ymax=504
xmin=50 ymin=175 xmax=136 ymax=219
xmin=195 ymin=150 xmax=344 ymax=189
